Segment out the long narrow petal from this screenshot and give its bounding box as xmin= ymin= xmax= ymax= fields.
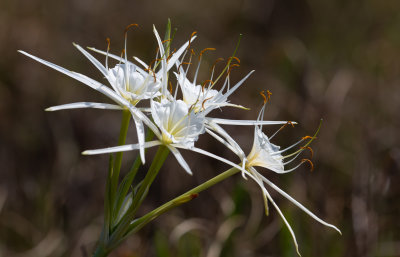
xmin=82 ymin=140 xmax=161 ymax=155
xmin=246 ymin=168 xmax=301 ymax=256
xmin=259 ymin=173 xmax=342 ymax=234
xmin=166 ymin=145 xmax=192 ymax=175
xmin=207 ymin=118 xmax=294 ymax=126
xmin=132 ymin=116 xmax=146 ymax=163
xmin=174 ymin=145 xmax=249 ymax=176
xmin=205 ymin=128 xmax=243 ymax=157
xmin=223 ymin=70 xmax=255 ymax=99
xmin=18 ymin=51 xmax=124 ymax=104
xmin=73 ymin=43 xmax=108 ymax=77
xmin=46 ymin=102 xmax=122 ymax=111
xmin=153 ymin=25 xmax=168 ymax=96
xmin=205 ymin=122 xmax=245 ymax=159
xmin=87 ymin=47 xmax=148 ymax=76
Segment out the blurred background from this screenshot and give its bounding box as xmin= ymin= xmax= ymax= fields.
xmin=1 ymin=0 xmax=400 ymax=256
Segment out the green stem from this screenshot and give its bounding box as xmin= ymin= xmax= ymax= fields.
xmin=108 ymin=145 xmax=170 ymax=248
xmin=111 ymin=109 xmax=131 ymax=202
xmin=125 ymin=167 xmax=240 ymax=237
xmin=92 ymin=244 xmax=110 ymax=257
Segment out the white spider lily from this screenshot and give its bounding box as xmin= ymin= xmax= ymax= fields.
xmin=18 ymin=26 xmax=193 ymax=163
xmin=174 ymin=61 xmax=252 ymax=114
xmin=207 ymin=104 xmax=341 ymax=255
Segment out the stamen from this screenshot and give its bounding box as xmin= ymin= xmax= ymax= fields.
xmin=260 ymin=90 xmax=267 ymax=104
xmin=106 ymin=38 xmax=111 ymax=51
xmin=226 ymin=64 xmax=240 ymax=75
xmin=266 ymin=90 xmax=272 ymax=102
xmin=202 ymin=96 xmax=213 ymax=110
xmin=302 ymin=136 xmax=315 ymax=140
xmin=177 ymin=62 xmax=192 ymax=72
xmin=166 ymin=48 xmax=176 ymax=61
xmin=300 ymin=146 xmax=314 ymax=158
xmin=161 ymin=39 xmax=172 ymax=44
xmin=228 ymin=56 xmax=241 ymax=64
xmin=105 ymin=37 xmax=111 ymax=69
xmin=211 ymin=57 xmax=224 ymax=71
xmin=301 ymin=159 xmax=314 ymax=171
xmin=187 ymin=31 xmax=197 ymax=50
xmin=199 ymin=48 xmax=216 ymax=60
xmin=124 ymin=23 xmax=139 ymax=35
xmin=201 ymin=79 xmax=214 ymax=91
xmin=191 ymin=49 xmax=196 ymax=56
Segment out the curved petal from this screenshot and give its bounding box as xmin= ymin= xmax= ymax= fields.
xmin=46 ymin=102 xmax=122 ymax=111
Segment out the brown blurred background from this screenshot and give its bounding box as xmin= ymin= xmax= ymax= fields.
xmin=1 ymin=0 xmax=400 ymax=256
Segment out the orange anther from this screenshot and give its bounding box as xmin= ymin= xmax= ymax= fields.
xmin=301 ymin=159 xmax=314 ymax=171
xmin=228 ymin=56 xmax=241 ymax=64
xmin=167 ymin=48 xmax=176 ymax=61
xmin=106 ymin=38 xmax=111 ymax=51
xmin=260 ymin=90 xmax=267 ymax=104
xmin=191 ymin=49 xmax=196 ymax=56
xmin=300 ymin=146 xmax=314 ymax=159
xmin=302 ymin=136 xmax=314 ymax=140
xmin=201 ymin=80 xmax=214 ymax=91
xmin=202 ymin=97 xmax=213 ymax=110
xmin=169 ymin=82 xmax=173 ymax=94
xmin=161 ymin=39 xmax=171 ymax=44
xmin=211 ymin=57 xmax=224 ymax=71
xmin=199 ymin=48 xmax=216 ymax=59
xmin=287 ymin=121 xmax=295 ymax=127
xmin=227 ymin=63 xmax=240 ymax=75
xmin=124 ymin=23 xmax=139 ymax=34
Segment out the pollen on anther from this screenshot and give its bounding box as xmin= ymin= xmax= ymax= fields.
xmin=300 ymin=146 xmax=314 ymax=158
xmin=260 ymin=90 xmax=267 ymax=104
xmin=124 ymin=23 xmax=139 ymax=34
xmin=211 ymin=58 xmax=224 ymax=71
xmin=302 ymin=135 xmax=315 ymax=140
xmin=106 ymin=38 xmax=111 ymax=51
xmin=199 ymin=48 xmax=216 ymax=60
xmin=301 ymin=159 xmax=314 ymax=171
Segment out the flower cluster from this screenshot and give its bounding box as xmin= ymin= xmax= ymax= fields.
xmin=19 ymin=23 xmax=340 ymax=255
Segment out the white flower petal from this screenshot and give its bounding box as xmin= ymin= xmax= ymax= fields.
xmin=82 ymin=140 xmax=161 ymax=155
xmin=46 ymin=102 xmax=122 ymax=111
xmin=207 ymin=118 xmax=293 ymax=126
xmin=73 ymin=43 xmax=108 ymax=77
xmin=260 ymin=174 xmax=342 ymax=234
xmin=167 ymin=145 xmax=193 ymax=175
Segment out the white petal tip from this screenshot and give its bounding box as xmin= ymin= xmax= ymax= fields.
xmin=45 ymin=108 xmax=53 ymax=111
xmin=81 ymin=151 xmax=90 ymax=155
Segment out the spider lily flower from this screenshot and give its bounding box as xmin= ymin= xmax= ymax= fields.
xmin=83 ymin=97 xmax=222 ymax=175
xmin=207 ymin=104 xmax=341 ymax=255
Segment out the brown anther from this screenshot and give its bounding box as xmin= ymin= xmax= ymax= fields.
xmin=302 ymin=136 xmax=314 ymax=140
xmin=202 ymin=97 xmax=213 ymax=110
xmin=161 ymin=39 xmax=171 ymax=44
xmin=169 ymin=82 xmax=173 ymax=94
xmin=227 ymin=64 xmax=240 ymax=75
xmin=301 ymin=159 xmax=314 ymax=171
xmin=187 ymin=31 xmax=197 ymax=50
xmin=211 ymin=57 xmax=224 ymax=71
xmin=300 ymin=146 xmax=314 ymax=159
xmin=266 ymin=90 xmax=272 ymax=101
xmin=177 ymin=62 xmax=192 ymax=71
xmin=106 ymin=38 xmax=111 ymax=51
xmin=166 ymin=48 xmax=176 ymax=61
xmin=199 ymin=48 xmax=216 ymax=60
xmin=124 ymin=23 xmax=139 ymax=34
xmin=191 ymin=49 xmax=196 ymax=56
xmin=287 ymin=121 xmax=295 ymax=127
xmin=260 ymin=90 xmax=267 ymax=104
xmin=201 ymin=80 xmax=214 ymax=91
xmin=228 ymin=56 xmax=241 ymax=64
